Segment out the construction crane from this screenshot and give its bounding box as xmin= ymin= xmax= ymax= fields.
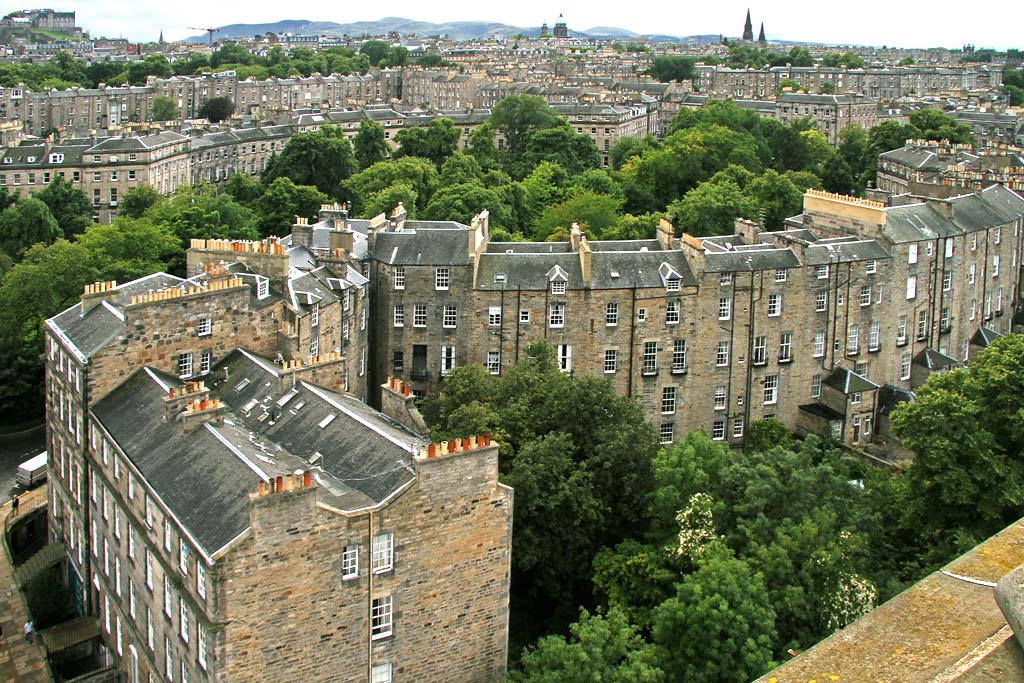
xmin=188 ymin=27 xmax=220 ymax=47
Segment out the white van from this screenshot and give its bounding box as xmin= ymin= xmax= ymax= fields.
xmin=15 ymin=451 xmax=47 ymax=488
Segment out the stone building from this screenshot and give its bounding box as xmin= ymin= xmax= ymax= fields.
xmin=775 ymin=93 xmax=879 ymax=145
xmin=358 ymin=187 xmax=1023 ymax=450
xmin=44 ymin=208 xmax=511 ymax=681
xmin=0 ymin=131 xmax=191 ymax=223
xmin=877 ymin=141 xmax=1024 ymax=196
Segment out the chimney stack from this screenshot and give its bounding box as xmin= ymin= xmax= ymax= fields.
xmin=80 ymin=280 xmax=118 ymax=314
xmin=291 ymin=215 xmax=313 ymax=249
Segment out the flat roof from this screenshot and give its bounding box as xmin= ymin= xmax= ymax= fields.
xmin=755 ymin=518 xmax=1024 ymax=682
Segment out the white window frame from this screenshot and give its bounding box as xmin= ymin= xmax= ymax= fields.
xmin=715 ymin=341 xmax=729 ymax=367
xmin=371 ymin=595 xmax=393 ymax=639
xmin=393 ymin=267 xmax=405 ymax=290
xmin=487 ymin=351 xmax=500 ymax=375
xmin=908 ymin=243 xmax=918 ymax=264
xmin=413 ymin=304 xmax=427 ymax=328
xmin=711 ymin=419 xmax=726 ymax=441
xmin=767 ymin=293 xmax=782 ymax=317
xmin=906 ymin=276 xmax=916 ymax=300
xmin=393 ymin=304 xmax=404 ymax=327
xmin=811 ymin=374 xmax=822 ymax=398
xmin=604 ymin=349 xmax=617 ymax=373
xmin=441 ymin=345 xmax=456 ymax=376
xmin=372 ymin=532 xmax=393 ymax=574
xmin=558 ymin=344 xmax=572 ymax=373
xmin=665 ymin=299 xmax=680 ymax=325
xmin=763 ymin=375 xmax=779 ymax=405
xmin=548 ymin=303 xmax=565 ymax=328
xmin=718 ymin=297 xmax=731 ymax=320
xmin=605 ymin=302 xmax=618 ymax=326
xmin=672 ymin=339 xmax=687 ymax=373
xmin=435 ymin=267 xmax=450 ymax=290
xmin=442 ymin=304 xmax=457 ymax=329
xmin=488 ymin=306 xmax=502 ymax=326
xmin=661 ymin=386 xmax=677 ymax=415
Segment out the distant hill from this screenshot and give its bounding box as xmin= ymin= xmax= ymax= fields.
xmin=185 ymin=16 xmax=695 ymax=43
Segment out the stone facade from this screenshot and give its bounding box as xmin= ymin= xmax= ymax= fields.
xmin=364 ymin=187 xmax=1024 ymax=451
xmin=45 ymin=228 xmax=511 ymax=682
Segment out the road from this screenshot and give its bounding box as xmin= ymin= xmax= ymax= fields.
xmin=0 ymin=424 xmax=46 ymax=498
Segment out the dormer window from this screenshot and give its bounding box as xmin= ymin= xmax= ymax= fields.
xmin=48 ymin=153 xmax=63 ymax=163
xmin=659 ymin=262 xmax=682 ymax=290
xmin=548 ymin=265 xmax=568 ymax=295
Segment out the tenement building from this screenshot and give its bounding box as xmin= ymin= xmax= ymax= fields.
xmin=44 ymin=216 xmax=514 ymax=682
xmin=358 ymin=187 xmax=1023 ymax=447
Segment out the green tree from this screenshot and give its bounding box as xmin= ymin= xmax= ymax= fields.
xmin=210 ymin=44 xmax=254 ymax=68
xmin=222 ymin=173 xmax=264 ymax=207
xmin=667 ymin=178 xmax=757 ymax=236
xmin=353 ymin=119 xmax=389 ymax=170
xmin=511 ymin=607 xmax=665 ymax=683
xmin=152 ymin=95 xmax=179 ymax=121
xmin=514 ymin=124 xmax=601 ymax=178
xmin=256 ymin=177 xmax=330 ymax=236
xmin=198 ymin=96 xmax=234 ymax=123
xmin=125 ymin=55 xmax=171 ymax=85
xmin=489 ymin=94 xmax=562 ymax=161
xmin=393 ymin=118 xmax=460 ymax=167
xmin=652 ymin=545 xmax=776 ymax=683
xmin=645 ymin=56 xmax=697 ymax=82
xmin=438 ymin=151 xmax=484 ymax=186
xmin=359 ymin=40 xmax=390 ymax=66
xmin=746 ymin=169 xmax=805 ymax=229
xmin=344 ymin=156 xmax=438 ymax=214
xmin=422 ymin=182 xmax=508 ymax=226
xmin=119 ymin=185 xmax=165 ymax=219
xmin=0 ymin=196 xmax=62 ymax=259
xmin=362 ymin=183 xmax=419 ymax=223
xmin=34 ymin=176 xmax=93 ymax=238
xmin=891 ymin=339 xmax=1024 ymax=545
xmin=263 ymin=127 xmax=357 ymax=200
xmin=907 ymin=110 xmax=975 ymax=144
xmin=534 ymin=191 xmax=622 ymax=240
xmin=743 ymin=418 xmax=792 ymax=452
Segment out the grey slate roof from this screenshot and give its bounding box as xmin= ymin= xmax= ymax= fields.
xmin=474 ymin=245 xmax=696 ymax=291
xmin=46 ymin=272 xmax=187 ymax=361
xmin=92 ymin=349 xmax=427 ymax=557
xmin=971 ymin=326 xmax=1003 ymax=347
xmin=211 ymin=350 xmax=422 ymax=508
xmin=824 ymin=367 xmax=879 ymax=395
xmin=914 ymin=348 xmax=960 ymax=371
xmin=48 ymin=302 xmax=125 ymax=362
xmin=91 ymin=367 xmax=260 ymax=557
xmin=877 ymin=384 xmax=915 ymax=417
xmin=373 ymin=226 xmax=471 ymax=266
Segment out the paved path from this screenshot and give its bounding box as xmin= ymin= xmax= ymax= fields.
xmin=0 ymin=485 xmax=53 ymax=683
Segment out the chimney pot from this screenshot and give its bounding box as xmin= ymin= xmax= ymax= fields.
xmin=303 ymin=471 xmax=312 ymax=487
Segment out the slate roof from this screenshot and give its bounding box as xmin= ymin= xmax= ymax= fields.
xmin=799 ymin=402 xmax=845 ymax=420
xmin=877 ymin=384 xmax=915 ymax=417
xmin=91 ymin=367 xmax=262 ymax=558
xmin=474 ymin=244 xmax=696 ymax=291
xmin=46 ymin=272 xmax=186 ymax=361
xmin=211 ymin=350 xmax=422 ymax=508
xmin=373 ymin=225 xmax=471 ymax=266
xmin=824 ymin=367 xmax=880 ymax=395
xmin=971 ymin=326 xmax=1003 ymax=348
xmin=883 ymin=187 xmax=1024 ymax=243
xmin=92 ymin=349 xmax=426 ymax=558
xmin=914 ymin=347 xmax=960 ymax=371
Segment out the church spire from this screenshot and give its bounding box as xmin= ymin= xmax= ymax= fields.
xmin=758 ymin=22 xmax=766 ymax=46
xmin=743 ymin=9 xmax=754 ymax=42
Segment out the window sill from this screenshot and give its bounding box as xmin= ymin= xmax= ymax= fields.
xmin=779 ymin=357 xmax=793 ymax=364
xmin=868 ymin=346 xmax=881 ymax=353
xmin=642 ymin=369 xmax=658 ymax=377
xmin=896 ymin=339 xmax=907 ymax=347
xmin=672 ymin=367 xmax=688 ymax=375
xmin=371 ymin=632 xmax=392 ymax=641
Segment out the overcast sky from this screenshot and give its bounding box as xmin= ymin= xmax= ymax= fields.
xmin=52 ymin=0 xmax=1021 ymax=50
